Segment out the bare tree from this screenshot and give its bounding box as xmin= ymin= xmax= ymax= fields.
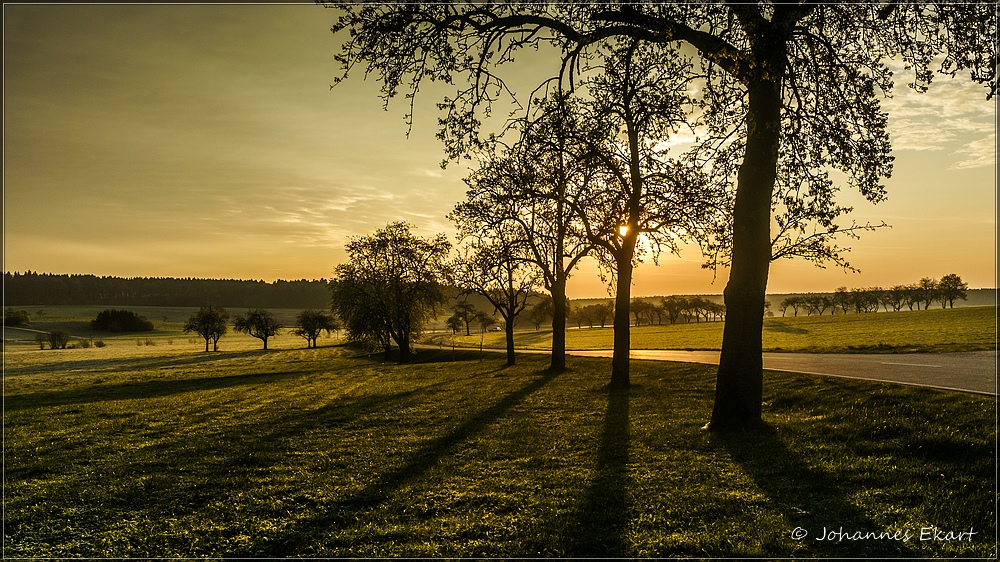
xmin=449 ymin=216 xmax=541 ymax=366
xmin=938 ymin=274 xmax=969 ymax=308
xmin=234 ymin=309 xmax=280 ymax=350
xmin=328 ymin=2 xmax=995 ymax=431
xmin=184 ymin=304 xmax=229 ymax=352
xmin=293 ymin=309 xmax=338 ymax=349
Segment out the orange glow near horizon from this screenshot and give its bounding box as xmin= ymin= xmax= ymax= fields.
xmin=2 ymin=5 xmax=995 ymax=298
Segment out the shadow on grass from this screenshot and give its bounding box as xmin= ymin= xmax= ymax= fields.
xmin=718 ymin=424 xmax=916 ymax=558
xmin=5 ymin=369 xmax=311 ymax=410
xmin=3 ymin=348 xmax=287 ymax=378
xmin=764 ymin=320 xmax=810 ymax=335
xmin=251 ymin=368 xmax=563 ymax=556
xmin=566 ymin=388 xmax=631 ymax=557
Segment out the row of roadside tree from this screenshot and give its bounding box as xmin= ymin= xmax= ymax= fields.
xmin=778 ymin=275 xmax=969 ymax=317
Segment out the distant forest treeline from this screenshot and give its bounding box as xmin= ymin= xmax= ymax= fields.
xmin=3 ymin=272 xmax=330 ymax=309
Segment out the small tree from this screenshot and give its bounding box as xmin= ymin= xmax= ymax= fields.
xmin=47 ymin=330 xmax=70 ymax=350
xmin=445 ymin=314 xmax=463 ymax=335
xmin=450 ymin=301 xmax=478 ymax=337
xmin=184 ymin=304 xmax=229 ymax=352
xmin=293 ymin=310 xmax=338 ymax=349
xmin=938 ymin=274 xmax=969 ymax=308
xmin=234 ymin=309 xmax=281 ymax=350
xmin=918 ymin=278 xmax=939 ymax=310
xmin=528 ymin=296 xmax=554 ymax=330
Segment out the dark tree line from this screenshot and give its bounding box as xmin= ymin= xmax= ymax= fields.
xmin=3 ymin=272 xmax=330 ymax=309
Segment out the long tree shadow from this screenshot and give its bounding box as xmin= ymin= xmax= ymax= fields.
xmin=4 ymin=348 xmax=284 ymax=378
xmin=5 ymin=369 xmax=311 ymax=410
xmin=718 ymin=424 xmax=917 ymax=558
xmin=250 ymin=368 xmax=563 ymax=556
xmin=566 ymin=388 xmax=631 ymax=557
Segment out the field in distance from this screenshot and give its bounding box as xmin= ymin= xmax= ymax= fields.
xmin=431 ymin=305 xmax=997 ymax=354
xmin=3 ymin=304 xmax=995 ymax=354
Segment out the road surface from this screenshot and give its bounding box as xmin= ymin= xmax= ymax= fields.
xmin=562 ymin=349 xmax=997 ymax=396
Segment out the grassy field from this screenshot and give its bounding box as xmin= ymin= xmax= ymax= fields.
xmin=432 ymin=305 xmax=997 ymax=353
xmin=3 ymin=342 xmax=995 ymax=558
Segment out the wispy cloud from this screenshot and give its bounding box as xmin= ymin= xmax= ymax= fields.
xmin=950 ymin=133 xmax=996 ymax=170
xmin=881 ymin=58 xmax=995 ymax=165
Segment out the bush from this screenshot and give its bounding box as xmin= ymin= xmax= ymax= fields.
xmin=47 ymin=330 xmax=71 ymax=350
xmin=4 ymin=307 xmax=30 ymax=327
xmin=79 ymin=339 xmax=92 ymax=349
xmin=91 ymin=309 xmax=154 ymax=332
xmin=93 ymin=340 xmax=107 ymax=348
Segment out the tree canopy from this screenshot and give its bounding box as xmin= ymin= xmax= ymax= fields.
xmin=293 ymin=309 xmax=339 ymax=349
xmin=183 ymin=304 xmax=229 ymax=352
xmin=331 ymin=222 xmax=451 ymax=363
xmin=234 ymin=309 xmax=281 ymax=350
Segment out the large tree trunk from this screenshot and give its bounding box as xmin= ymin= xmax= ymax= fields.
xmin=550 ymin=276 xmax=568 ymax=371
xmin=610 ymin=251 xmax=634 ymax=390
xmin=398 ymin=334 xmax=411 ymax=363
xmin=708 ymin=80 xmax=782 ymax=433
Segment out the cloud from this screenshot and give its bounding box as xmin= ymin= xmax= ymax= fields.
xmin=950 ymin=133 xmax=997 ymax=170
xmin=881 ymin=58 xmax=995 ymax=164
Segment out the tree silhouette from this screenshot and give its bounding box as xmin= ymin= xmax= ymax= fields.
xmin=293 ymin=309 xmax=339 ymax=348
xmin=234 ymin=309 xmax=281 ymax=350
xmin=331 ymin=222 xmax=450 ymax=363
xmin=328 ymin=2 xmax=995 ymax=431
xmin=457 ymin=143 xmax=591 ymax=371
xmin=450 ymin=300 xmax=478 ymax=337
xmin=448 ymin=219 xmax=540 ymax=366
xmin=184 ymin=304 xmax=229 ymax=352
xmin=938 ymin=274 xmax=969 ymax=308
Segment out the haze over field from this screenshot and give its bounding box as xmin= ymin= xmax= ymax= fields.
xmin=3 ymin=4 xmax=996 ymax=298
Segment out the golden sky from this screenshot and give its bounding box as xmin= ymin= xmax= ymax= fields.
xmin=3 ymin=5 xmax=996 ymax=298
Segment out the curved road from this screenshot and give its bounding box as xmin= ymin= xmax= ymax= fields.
xmin=564 ymin=349 xmax=997 ymax=396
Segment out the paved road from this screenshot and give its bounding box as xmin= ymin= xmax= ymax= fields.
xmin=563 ymin=349 xmax=997 ymax=396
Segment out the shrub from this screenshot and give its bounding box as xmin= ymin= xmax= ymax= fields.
xmin=3 ymin=307 xmax=30 ymax=327
xmin=91 ymin=309 xmax=154 ymax=332
xmin=79 ymin=339 xmax=92 ymax=349
xmin=47 ymin=330 xmax=71 ymax=350
xmin=35 ymin=334 xmax=46 ymax=350
xmin=93 ymin=340 xmax=107 ymax=348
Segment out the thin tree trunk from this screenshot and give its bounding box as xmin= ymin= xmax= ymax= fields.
xmin=708 ymin=80 xmax=782 ymax=433
xmin=505 ymin=320 xmax=516 ymax=366
xmin=550 ymin=276 xmax=567 ymax=371
xmin=610 ymin=254 xmax=634 ymax=390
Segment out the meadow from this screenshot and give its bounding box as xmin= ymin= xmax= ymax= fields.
xmin=436 ymin=305 xmax=997 ymax=354
xmin=3 ymin=330 xmax=996 ymax=557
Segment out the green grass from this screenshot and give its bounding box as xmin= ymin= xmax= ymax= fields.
xmin=3 ymin=344 xmax=995 ymax=557
xmin=433 ymin=306 xmax=997 ymax=353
